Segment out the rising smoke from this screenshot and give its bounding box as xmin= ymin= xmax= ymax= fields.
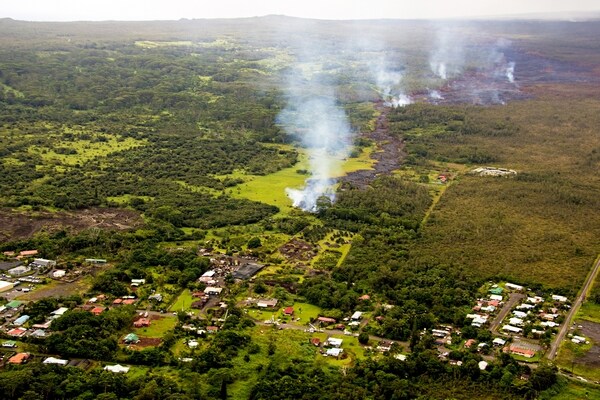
xmin=369 ymin=54 xmax=412 ymax=107
xmin=429 ymin=24 xmax=466 ymax=80
xmin=278 ymin=50 xmax=353 ymax=212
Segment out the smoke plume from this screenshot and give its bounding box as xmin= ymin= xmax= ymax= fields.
xmin=277 ymin=53 xmax=352 ymax=212
xmin=369 ymin=54 xmax=412 ymax=107
xmin=429 ymin=24 xmax=465 ymax=80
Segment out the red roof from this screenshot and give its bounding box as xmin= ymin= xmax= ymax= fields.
xmin=19 ymin=250 xmax=38 ymax=256
xmin=122 ymin=299 xmax=136 ymax=305
xmin=359 ymin=294 xmax=370 ymax=301
xmin=311 ymin=338 xmax=321 ymax=346
xmin=465 ymin=339 xmax=476 ymax=348
xmin=7 ymin=328 xmax=27 ymax=337
xmin=488 ymin=300 xmax=500 ymax=307
xmin=207 ymin=326 xmax=219 ymax=331
xmin=91 ymin=307 xmax=104 ymax=315
xmin=8 ymin=353 xmax=30 ymax=364
xmin=134 ymin=318 xmax=151 ymax=327
xmin=284 ymin=307 xmax=294 ymax=315
xmin=113 ymin=298 xmax=123 ymax=304
xmin=192 ymin=291 xmax=206 ymax=298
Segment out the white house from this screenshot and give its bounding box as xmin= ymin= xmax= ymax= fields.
xmin=104 ymin=364 xmax=130 ymax=373
xmin=326 ymin=348 xmax=343 ymax=357
xmin=509 ymin=317 xmax=524 ymax=326
xmin=493 ymin=338 xmax=506 ymax=346
xmin=52 ymin=270 xmax=66 ymax=278
xmin=351 ymin=311 xmax=363 ymax=321
xmin=131 ymin=279 xmax=146 ymax=286
xmin=43 ymin=357 xmax=68 ymax=366
xmin=51 ymin=307 xmax=69 ymax=316
xmin=513 ymin=310 xmax=528 ymax=318
xmin=552 ymin=295 xmax=568 ymax=303
xmin=32 ymin=259 xmax=56 ymax=268
xmin=326 ymin=338 xmax=343 ymax=348
xmin=205 ymin=287 xmax=223 ymax=295
xmin=489 ymin=294 xmax=503 ymax=301
xmin=502 ymin=325 xmax=522 ymax=333
xmin=505 ymin=283 xmax=524 ymax=291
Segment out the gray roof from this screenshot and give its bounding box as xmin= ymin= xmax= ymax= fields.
xmin=0 ymin=261 xmax=23 ymax=271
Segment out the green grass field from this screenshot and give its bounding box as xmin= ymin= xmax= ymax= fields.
xmin=169 ymin=289 xmax=194 ymax=313
xmin=577 ymin=302 xmax=600 ymax=324
xmin=135 ymin=315 xmax=177 ymax=338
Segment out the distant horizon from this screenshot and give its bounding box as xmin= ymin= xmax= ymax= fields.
xmin=2 ymin=0 xmax=600 ymax=23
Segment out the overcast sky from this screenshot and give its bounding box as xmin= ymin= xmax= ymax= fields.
xmin=2 ymin=0 xmax=599 ymax=21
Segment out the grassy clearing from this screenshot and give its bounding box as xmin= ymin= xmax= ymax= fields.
xmin=169 ymin=289 xmax=193 ymax=313
xmin=576 ymin=302 xmax=600 ymax=324
xmin=556 ymin=341 xmax=600 ymax=382
xmin=544 ymin=379 xmax=600 ymax=399
xmin=135 ymin=316 xmax=177 ymax=338
xmin=288 ymin=302 xmax=322 ymax=325
xmin=29 ymin=135 xmax=144 ymax=166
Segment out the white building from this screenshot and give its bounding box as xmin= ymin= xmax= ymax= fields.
xmin=502 ymin=325 xmax=522 ymax=333
xmin=0 ymin=280 xmax=15 ymax=293
xmin=52 ymin=270 xmax=66 ymax=278
xmin=43 ymin=357 xmax=68 ymax=366
xmin=489 ymin=294 xmax=503 ymax=301
xmin=509 ymin=317 xmax=524 ymax=326
xmin=505 ymin=283 xmax=524 ymax=291
xmin=32 ymin=259 xmax=56 ymax=268
xmin=205 ymin=287 xmax=223 ymax=295
xmin=326 ymin=348 xmax=343 ymax=357
xmin=51 ymin=307 xmax=69 ymax=316
xmin=552 ymin=294 xmax=568 ymax=303
xmin=104 ymin=364 xmax=130 ymax=373
xmin=493 ymin=338 xmax=506 ymax=346
xmin=351 ymin=311 xmax=363 ymax=321
xmin=326 ymin=338 xmax=343 ymax=348
xmin=513 ymin=310 xmax=528 ymax=318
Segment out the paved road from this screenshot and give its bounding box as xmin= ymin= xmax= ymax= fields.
xmin=547 ymin=254 xmax=600 ymax=360
xmin=489 ymin=292 xmax=526 ymax=334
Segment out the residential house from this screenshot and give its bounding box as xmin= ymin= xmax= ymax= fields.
xmin=552 ymin=294 xmax=568 ymax=303
xmin=8 ymin=352 xmax=30 ymax=364
xmin=505 ymin=283 xmax=524 ymax=291
xmin=51 ymin=307 xmax=69 ymax=317
xmin=134 ymin=318 xmax=151 ymax=328
xmin=43 ymin=357 xmax=68 ymax=366
xmin=351 ymin=311 xmax=363 ymax=321
xmin=130 ymin=279 xmax=146 ymax=287
xmin=7 ymin=328 xmax=27 ymax=337
xmin=325 ymin=338 xmax=343 ymax=348
xmin=283 ymin=307 xmax=294 ymax=316
xmin=91 ymin=307 xmax=105 ymax=316
xmin=52 ymin=270 xmax=66 ymax=278
xmin=104 ymin=364 xmax=130 ymax=373
xmin=2 ymin=340 xmax=17 ymax=348
xmin=205 ymin=287 xmax=223 ymax=296
xmin=123 ymin=333 xmax=139 ymax=344
xmin=13 ymin=315 xmax=30 ymax=326
xmin=502 ymin=325 xmax=522 ymax=334
xmin=464 ymin=339 xmax=476 ymax=348
xmin=317 ymin=316 xmax=337 ymax=324
xmin=358 ymin=294 xmax=371 ymax=301
xmin=326 ymin=348 xmax=343 ymax=357
xmin=32 ymin=258 xmax=56 ymax=268
xmin=256 ymin=298 xmax=278 ymax=308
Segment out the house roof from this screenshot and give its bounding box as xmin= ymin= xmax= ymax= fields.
xmin=19 ymin=250 xmax=38 ymax=256
xmin=52 ymin=307 xmax=69 ymax=315
xmin=122 ymin=299 xmax=136 ymax=305
xmin=113 ymin=298 xmax=123 ymax=304
xmin=104 ymin=364 xmax=130 ymax=373
xmin=91 ymin=307 xmax=104 ymax=314
xmin=8 ymin=352 xmax=30 ymax=364
xmin=317 ymin=317 xmax=336 ymax=323
xmin=7 ymin=328 xmax=27 ymax=337
xmin=358 ymin=294 xmax=371 ymax=300
xmin=124 ymin=333 xmax=139 ymax=342
xmin=284 ymin=307 xmax=294 ymax=314
xmin=6 ymin=300 xmax=23 ymax=308
xmin=44 ymin=357 xmax=68 ymax=365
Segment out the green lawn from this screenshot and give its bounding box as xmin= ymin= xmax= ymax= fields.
xmin=542 ymin=377 xmax=600 ymax=400
xmin=291 ymin=302 xmax=322 ymax=325
xmin=135 ymin=316 xmax=177 ymax=338
xmin=169 ymin=289 xmax=194 ymax=313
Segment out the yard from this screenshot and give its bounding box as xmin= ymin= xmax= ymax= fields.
xmin=169 ymin=289 xmax=194 ymax=313
xmin=134 ymin=315 xmax=177 ymax=338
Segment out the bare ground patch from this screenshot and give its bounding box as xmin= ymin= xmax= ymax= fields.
xmin=575 ymin=320 xmax=600 ymax=368
xmin=0 ymin=207 xmax=143 ymax=242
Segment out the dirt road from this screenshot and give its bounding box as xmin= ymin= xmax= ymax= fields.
xmin=547 ymin=255 xmax=600 ymax=360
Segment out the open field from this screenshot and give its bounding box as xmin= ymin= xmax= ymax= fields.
xmin=134 ymin=315 xmax=177 ymax=338
xmin=408 ymin=96 xmax=600 ymax=291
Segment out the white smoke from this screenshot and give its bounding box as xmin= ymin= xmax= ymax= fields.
xmin=428 ymin=89 xmax=443 ymax=100
xmin=429 ymin=24 xmax=465 ymax=80
xmin=369 ymin=55 xmax=412 ymax=107
xmin=506 ymin=61 xmax=515 ymax=83
xmin=278 ymin=66 xmax=352 ymax=212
